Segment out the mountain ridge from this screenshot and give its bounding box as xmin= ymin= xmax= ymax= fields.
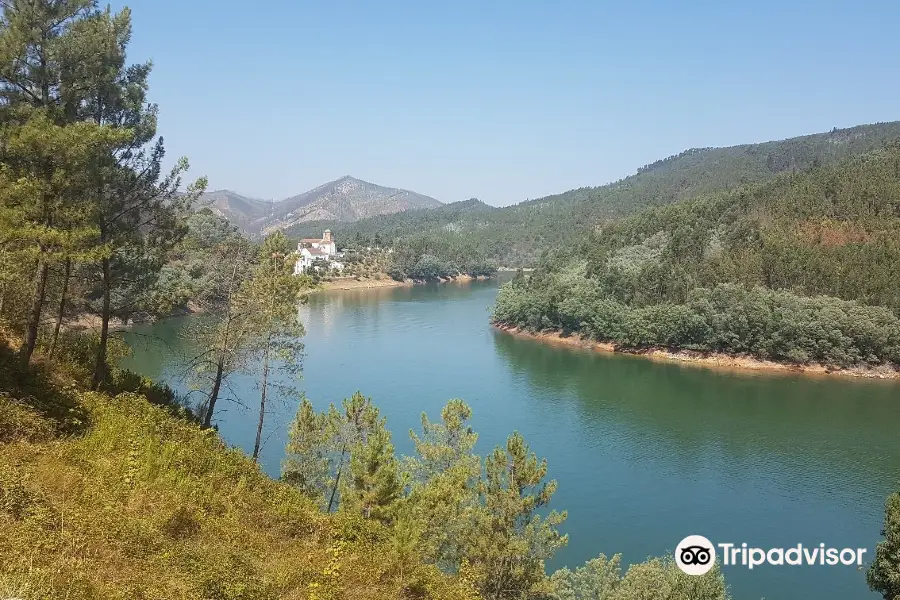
xmin=199 ymin=176 xmax=442 ymax=235
xmin=284 ymin=120 xmax=900 ymax=266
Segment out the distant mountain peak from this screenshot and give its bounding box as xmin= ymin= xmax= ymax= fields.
xmin=199 ymin=177 xmax=442 ymax=235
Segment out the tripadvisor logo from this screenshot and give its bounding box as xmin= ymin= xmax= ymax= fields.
xmin=675 ymin=535 xmax=716 ymax=575
xmin=675 ymin=535 xmax=868 ymax=575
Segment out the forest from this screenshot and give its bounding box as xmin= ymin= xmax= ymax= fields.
xmin=2 ymin=1 xmax=900 ymax=599
xmin=288 ymin=122 xmax=900 ymax=269
xmin=492 ymin=146 xmax=900 ymax=369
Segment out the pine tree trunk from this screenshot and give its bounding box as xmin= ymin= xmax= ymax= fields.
xmin=327 ymin=447 xmax=347 ymax=513
xmin=16 ymin=18 xmax=56 ymax=369
xmin=252 ymin=336 xmax=271 ymax=462
xmin=19 ymin=259 xmax=48 ymax=368
xmin=91 ymin=256 xmax=111 ymax=390
xmin=203 ymin=262 xmax=239 ymax=429
xmin=203 ymin=356 xmax=225 ymax=429
xmin=48 ymin=258 xmax=71 ymax=360
xmin=18 ymin=45 xmax=55 ymax=369
xmin=252 ymin=254 xmax=280 ymax=461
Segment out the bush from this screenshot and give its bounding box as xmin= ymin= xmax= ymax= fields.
xmin=868 ymin=492 xmax=900 ymax=600
xmin=387 ymin=267 xmax=407 ymax=282
xmin=408 ymin=254 xmax=454 ymax=280
xmin=548 ymin=553 xmax=730 ymax=600
xmin=105 ymin=368 xmax=197 ymax=423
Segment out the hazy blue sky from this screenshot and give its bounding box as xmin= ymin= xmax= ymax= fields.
xmin=117 ymin=0 xmax=899 ymax=206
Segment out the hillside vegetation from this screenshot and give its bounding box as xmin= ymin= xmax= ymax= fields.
xmin=492 ymin=145 xmax=900 ymax=371
xmin=0 ymin=345 xmax=475 ymax=600
xmin=288 ymin=122 xmax=900 ymax=268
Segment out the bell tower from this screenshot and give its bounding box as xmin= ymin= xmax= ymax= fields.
xmin=323 ymin=229 xmax=332 ymax=243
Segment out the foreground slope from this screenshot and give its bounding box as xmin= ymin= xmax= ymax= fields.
xmin=0 ymin=347 xmax=474 ymax=600
xmin=289 ymin=122 xmax=900 ymax=266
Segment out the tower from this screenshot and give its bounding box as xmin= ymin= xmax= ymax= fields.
xmin=323 ymin=229 xmax=332 ymax=243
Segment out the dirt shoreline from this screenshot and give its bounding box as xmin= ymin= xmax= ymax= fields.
xmin=61 ymin=302 xmax=204 ymax=333
xmin=318 ymin=277 xmax=411 ymax=291
xmin=318 ymin=274 xmax=489 ymax=292
xmin=493 ymin=324 xmax=900 ymax=380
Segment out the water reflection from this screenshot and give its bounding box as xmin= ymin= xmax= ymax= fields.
xmin=493 ymin=329 xmax=900 ymax=497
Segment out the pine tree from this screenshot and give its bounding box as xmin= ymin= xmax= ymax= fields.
xmin=0 ymin=0 xmax=100 ymax=366
xmin=239 ymin=231 xmax=308 ymax=461
xmin=0 ymin=111 xmax=122 ymax=356
xmin=73 ymin=6 xmax=206 ymax=388
xmin=343 ymin=415 xmax=401 ymax=522
xmin=283 ymin=391 xmax=389 ymax=514
xmin=0 ymin=1 xmax=204 ymax=373
xmin=473 ymin=432 xmax=568 ymax=600
xmin=408 ymin=398 xmax=479 ymax=479
xmin=281 ymin=398 xmax=331 ymax=499
xmin=184 ymin=237 xmax=257 ymax=428
xmin=405 ymin=399 xmax=482 ymax=569
xmin=868 ymin=492 xmax=900 ymax=600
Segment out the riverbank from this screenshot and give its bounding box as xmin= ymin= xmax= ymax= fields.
xmin=318 ymin=273 xmax=491 ymax=291
xmin=493 ymin=324 xmax=900 ymax=380
xmin=319 ymin=276 xmax=411 ymax=291
xmin=61 ymin=302 xmax=204 ymax=333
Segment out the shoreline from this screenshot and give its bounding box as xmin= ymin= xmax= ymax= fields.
xmin=493 ymin=324 xmax=900 ymax=380
xmin=318 ymin=277 xmax=411 ymax=291
xmin=318 ymin=273 xmax=491 ymax=292
xmin=61 ymin=302 xmax=204 ymax=333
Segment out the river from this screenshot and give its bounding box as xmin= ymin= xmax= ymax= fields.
xmin=121 ymin=277 xmax=900 ymax=600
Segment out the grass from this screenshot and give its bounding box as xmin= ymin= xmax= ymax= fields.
xmin=0 ymin=341 xmax=477 ymax=600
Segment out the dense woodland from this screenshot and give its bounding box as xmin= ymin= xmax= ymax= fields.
xmin=1 ymin=2 xmax=900 ymax=599
xmin=492 ymin=145 xmax=900 ymax=370
xmin=289 ymin=122 xmax=900 ymax=268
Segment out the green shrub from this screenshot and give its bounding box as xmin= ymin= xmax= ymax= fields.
xmin=104 ymin=368 xmax=197 ymax=423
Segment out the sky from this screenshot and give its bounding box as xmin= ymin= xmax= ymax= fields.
xmin=115 ymin=0 xmax=900 ymax=207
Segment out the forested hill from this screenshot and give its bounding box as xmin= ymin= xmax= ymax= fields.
xmin=288 ymin=122 xmax=900 ymax=267
xmin=492 ymin=144 xmax=900 ymax=371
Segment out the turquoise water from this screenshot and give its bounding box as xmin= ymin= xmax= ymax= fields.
xmin=122 ymin=279 xmax=900 ymax=600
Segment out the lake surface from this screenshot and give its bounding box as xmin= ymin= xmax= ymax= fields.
xmin=122 ymin=278 xmax=900 ymax=600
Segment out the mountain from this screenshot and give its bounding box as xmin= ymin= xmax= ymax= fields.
xmin=267 ymin=176 xmax=442 ymax=230
xmin=286 ymin=197 xmax=497 ymax=239
xmin=199 ymin=177 xmax=442 ymax=236
xmin=285 ymin=121 xmax=900 ymax=266
xmin=198 ymin=190 xmax=273 ymax=232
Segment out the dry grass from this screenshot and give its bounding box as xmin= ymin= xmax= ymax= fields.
xmin=0 ymin=344 xmax=477 ymax=600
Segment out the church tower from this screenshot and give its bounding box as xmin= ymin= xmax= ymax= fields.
xmin=322 ymin=229 xmax=335 ymax=255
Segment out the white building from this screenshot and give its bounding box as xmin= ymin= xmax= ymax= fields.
xmin=294 ymin=230 xmax=342 ymax=274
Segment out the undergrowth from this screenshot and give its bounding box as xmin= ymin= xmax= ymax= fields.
xmin=0 ymin=339 xmax=476 ymax=599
